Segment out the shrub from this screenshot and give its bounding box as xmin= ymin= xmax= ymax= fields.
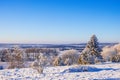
xmin=110 ymin=55 xmax=120 ymax=62
xmin=53 ymin=50 xmax=79 ymax=66
xmin=101 ymin=44 xmax=120 ymax=62
xmin=30 ymin=61 xmax=43 ymax=73
xmin=53 ymin=57 xmax=62 ymax=66
xmin=31 ymin=53 xmax=47 ymax=73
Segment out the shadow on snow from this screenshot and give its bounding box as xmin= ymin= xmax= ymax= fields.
xmin=61 ymin=66 xmax=119 ymax=73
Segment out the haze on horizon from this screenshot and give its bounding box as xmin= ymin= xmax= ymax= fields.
xmin=0 ymin=0 xmax=120 ymax=44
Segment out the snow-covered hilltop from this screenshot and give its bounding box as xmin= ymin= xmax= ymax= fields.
xmin=0 ymin=62 xmax=120 ymax=80
xmin=0 ymin=35 xmax=120 ymax=80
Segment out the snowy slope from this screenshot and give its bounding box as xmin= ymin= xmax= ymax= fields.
xmin=0 ymin=62 xmax=120 ymax=80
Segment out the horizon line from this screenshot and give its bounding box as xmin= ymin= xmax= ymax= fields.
xmin=0 ymin=42 xmax=119 ymax=45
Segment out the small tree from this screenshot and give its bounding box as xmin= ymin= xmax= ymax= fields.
xmin=78 ymin=35 xmax=102 ymax=64
xmin=31 ymin=53 xmax=47 ymax=73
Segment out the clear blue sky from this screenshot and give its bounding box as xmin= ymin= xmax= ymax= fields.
xmin=0 ymin=0 xmax=120 ymax=44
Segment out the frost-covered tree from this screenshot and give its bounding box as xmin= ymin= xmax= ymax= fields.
xmin=78 ymin=35 xmax=102 ymax=64
xmin=31 ymin=53 xmax=47 ymax=73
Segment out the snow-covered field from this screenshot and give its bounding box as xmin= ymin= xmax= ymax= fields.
xmin=0 ymin=62 xmax=120 ymax=80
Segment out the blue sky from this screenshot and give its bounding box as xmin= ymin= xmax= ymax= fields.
xmin=0 ymin=0 xmax=120 ymax=44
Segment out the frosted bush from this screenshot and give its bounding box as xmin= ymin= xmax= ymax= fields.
xmin=101 ymin=46 xmax=117 ymax=61
xmin=110 ymin=54 xmax=120 ymax=62
xmin=101 ymin=44 xmax=120 ymax=62
xmin=31 ymin=53 xmax=47 ymax=73
xmin=113 ymin=44 xmax=120 ymax=52
xmin=53 ymin=49 xmax=79 ymax=66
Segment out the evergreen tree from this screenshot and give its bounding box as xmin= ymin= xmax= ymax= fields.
xmin=78 ymin=35 xmax=102 ymax=64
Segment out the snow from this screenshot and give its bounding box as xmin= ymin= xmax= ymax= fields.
xmin=0 ymin=62 xmax=120 ymax=80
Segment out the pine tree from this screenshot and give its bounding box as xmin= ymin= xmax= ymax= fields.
xmin=78 ymin=35 xmax=102 ymax=64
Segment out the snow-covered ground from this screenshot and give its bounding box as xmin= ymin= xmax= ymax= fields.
xmin=0 ymin=62 xmax=120 ymax=80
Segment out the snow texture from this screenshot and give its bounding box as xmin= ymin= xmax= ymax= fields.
xmin=0 ymin=62 xmax=120 ymax=80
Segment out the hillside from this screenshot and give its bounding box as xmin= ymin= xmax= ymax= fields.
xmin=0 ymin=62 xmax=120 ymax=80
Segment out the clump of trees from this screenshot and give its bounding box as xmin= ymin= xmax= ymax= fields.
xmin=7 ymin=48 xmax=25 ymax=69
xmin=78 ymin=35 xmax=103 ymax=64
xmin=25 ymin=48 xmax=58 ymax=61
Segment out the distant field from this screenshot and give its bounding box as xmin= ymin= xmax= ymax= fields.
xmin=0 ymin=43 xmax=117 ymax=52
